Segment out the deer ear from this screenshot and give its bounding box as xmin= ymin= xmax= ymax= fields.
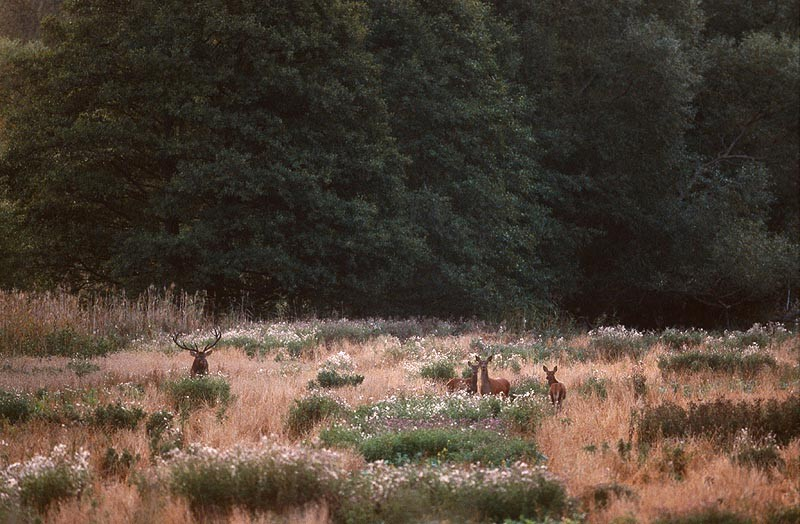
xmin=553 ymin=365 xmax=558 ymax=372
xmin=204 ymin=349 xmax=213 ymax=357
xmin=543 ymin=365 xmax=549 ymax=372
xmin=487 ymin=354 xmax=494 ymax=362
xmin=190 ymin=350 xmax=199 ymax=357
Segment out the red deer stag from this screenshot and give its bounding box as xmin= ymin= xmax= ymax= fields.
xmin=172 ymin=328 xmax=222 ymax=377
xmin=475 ymin=355 xmax=510 ymax=396
xmin=543 ymin=365 xmax=566 ymax=413
xmin=446 ymin=361 xmax=479 ymax=393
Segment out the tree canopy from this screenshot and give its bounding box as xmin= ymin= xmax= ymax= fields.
xmin=1 ymin=0 xmax=798 ymax=327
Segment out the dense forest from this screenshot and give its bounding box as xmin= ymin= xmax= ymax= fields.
xmin=0 ymin=0 xmax=797 ymax=327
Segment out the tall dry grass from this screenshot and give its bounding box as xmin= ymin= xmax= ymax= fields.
xmin=0 ymin=295 xmax=798 ymax=523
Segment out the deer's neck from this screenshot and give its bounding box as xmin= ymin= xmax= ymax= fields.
xmin=478 ymin=369 xmax=492 ymax=393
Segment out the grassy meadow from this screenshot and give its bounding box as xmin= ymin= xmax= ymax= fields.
xmin=0 ymin=290 xmax=798 ymax=523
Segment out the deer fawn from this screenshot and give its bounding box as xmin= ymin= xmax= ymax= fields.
xmin=475 ymin=355 xmax=510 ymax=396
xmin=172 ymin=328 xmax=222 ymax=377
xmin=446 ymin=361 xmax=479 ymax=393
xmin=543 ymin=365 xmax=566 ymax=413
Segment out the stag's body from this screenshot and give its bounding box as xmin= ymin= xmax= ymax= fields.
xmin=543 ymin=365 xmax=566 ymax=412
xmin=446 ymin=362 xmax=479 ymax=393
xmin=172 ymin=328 xmax=222 ymax=377
xmin=475 ymin=355 xmax=510 ymax=396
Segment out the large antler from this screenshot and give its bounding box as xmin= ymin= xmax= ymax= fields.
xmin=172 ymin=327 xmax=222 ymax=354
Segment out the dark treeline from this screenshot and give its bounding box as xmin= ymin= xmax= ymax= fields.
xmin=0 ymin=0 xmax=797 ymax=328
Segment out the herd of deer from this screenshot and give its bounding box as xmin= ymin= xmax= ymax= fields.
xmin=445 ymin=355 xmax=567 ymax=412
xmin=173 ymin=330 xmax=567 ymax=412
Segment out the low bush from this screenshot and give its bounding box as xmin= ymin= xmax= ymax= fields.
xmin=638 ymin=397 xmax=800 ymax=446
xmin=587 ymin=326 xmax=650 ymax=361
xmin=163 ymin=376 xmax=231 ymax=411
xmin=286 ymin=393 xmax=347 ymax=438
xmin=584 ymin=482 xmax=637 ymax=510
xmin=146 ymin=410 xmax=183 ymax=458
xmin=352 ymin=427 xmax=543 ymax=465
xmin=311 ymin=369 xmax=365 ymax=389
xmin=166 ymin=440 xmax=341 ymax=518
xmin=419 ymin=360 xmax=456 ymax=380
xmin=653 ymin=507 xmax=753 ymax=524
xmin=731 ymin=430 xmax=784 ymax=475
xmin=576 ymin=375 xmax=608 ymax=399
xmin=660 ymin=328 xmax=708 ymax=350
xmin=335 ymin=461 xmax=572 ymax=524
xmin=0 ymin=389 xmax=34 ymax=423
xmin=658 ymin=350 xmax=777 ymax=375
xmin=100 ymin=447 xmax=139 ymax=479
xmin=0 ymin=444 xmax=91 ymax=513
xmin=91 ymin=402 xmax=145 ymax=430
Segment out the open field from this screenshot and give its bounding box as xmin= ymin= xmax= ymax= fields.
xmin=1 ymin=294 xmax=798 ymax=523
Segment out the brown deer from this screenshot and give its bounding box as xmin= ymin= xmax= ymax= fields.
xmin=543 ymin=365 xmax=566 ymax=413
xmin=475 ymin=355 xmax=510 ymax=396
xmin=446 ymin=361 xmax=479 ymax=393
xmin=172 ymin=328 xmax=222 ymax=377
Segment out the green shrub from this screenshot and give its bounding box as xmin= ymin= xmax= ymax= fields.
xmin=767 ymin=506 xmax=800 ymax=524
xmin=66 ymin=357 xmax=101 ymax=378
xmin=638 ymin=397 xmax=800 ymax=446
xmin=658 ymin=350 xmax=777 ymax=375
xmin=586 ymin=482 xmax=637 ymax=510
xmin=146 ymin=410 xmax=183 ymax=458
xmin=0 ymin=389 xmax=34 ymax=423
xmin=92 ymin=402 xmax=145 ymax=430
xmin=653 ymin=507 xmax=753 ymax=524
xmin=354 ymin=428 xmax=542 ymax=465
xmin=419 ymin=360 xmax=456 ymax=380
xmin=163 ymin=376 xmax=231 ymax=411
xmin=166 ymin=440 xmax=341 ymax=517
xmin=310 ymin=369 xmax=365 ymax=389
xmin=577 ymin=375 xmax=608 ymax=399
xmin=100 ymin=447 xmax=139 ymax=479
xmin=660 ymin=328 xmax=707 ymax=350
xmin=587 ymin=326 xmax=650 ymax=361
xmin=2 ymin=444 xmax=91 ymax=513
xmin=335 ymin=461 xmax=571 ymax=524
xmin=732 ymin=430 xmax=784 ymax=475
xmin=42 ymin=328 xmax=122 ymax=357
xmin=659 ymin=441 xmax=690 ymax=481
xmin=286 ymin=393 xmax=347 ymax=438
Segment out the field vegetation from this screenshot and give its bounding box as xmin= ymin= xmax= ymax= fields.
xmin=0 ymin=290 xmax=798 ymax=523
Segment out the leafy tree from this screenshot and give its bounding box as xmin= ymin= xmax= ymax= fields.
xmin=366 ymin=0 xmax=576 ymax=317
xmin=0 ymin=0 xmax=61 ymax=41
xmin=0 ymin=0 xmax=418 ymax=311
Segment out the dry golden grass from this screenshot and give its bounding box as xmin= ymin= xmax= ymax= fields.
xmin=1 ymin=326 xmax=798 ymax=523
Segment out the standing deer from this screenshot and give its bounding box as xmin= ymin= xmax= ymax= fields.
xmin=446 ymin=361 xmax=479 ymax=393
xmin=543 ymin=365 xmax=566 ymax=413
xmin=172 ymin=328 xmax=222 ymax=377
xmin=475 ymin=355 xmax=510 ymax=396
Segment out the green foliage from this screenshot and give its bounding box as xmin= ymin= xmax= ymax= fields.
xmin=349 ymin=428 xmax=542 ymax=466
xmin=100 ymin=447 xmax=139 ymax=479
xmin=638 ymin=397 xmax=800 ymax=446
xmin=576 ymin=375 xmax=609 ymax=399
xmin=657 ymin=350 xmax=777 ymax=375
xmin=586 ymin=483 xmax=637 ymax=510
xmin=286 ymin=394 xmax=346 ymax=438
xmin=0 ymin=389 xmax=33 ymax=423
xmin=146 ymin=410 xmax=183 ymax=458
xmin=418 ymin=360 xmax=456 ymax=381
xmin=166 ymin=441 xmax=340 ymax=518
xmin=658 ymin=441 xmax=690 ymax=481
xmin=310 ymin=369 xmax=364 ymax=389
xmin=653 ymin=508 xmax=753 ymax=524
xmin=66 ymin=356 xmax=100 ymax=378
xmin=91 ymin=402 xmax=145 ymax=430
xmin=660 ymin=328 xmax=708 ymax=350
xmin=163 ymin=376 xmax=231 ymax=411
xmin=336 ymin=461 xmax=572 ymax=524
xmin=587 ymin=326 xmax=650 ymax=361
xmin=767 ymin=506 xmax=800 ymax=524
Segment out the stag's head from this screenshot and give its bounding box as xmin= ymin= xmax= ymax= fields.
xmin=172 ymin=328 xmax=222 ymax=377
xmin=474 ymin=354 xmax=494 ymax=372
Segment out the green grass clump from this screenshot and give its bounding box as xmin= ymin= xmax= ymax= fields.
xmin=336 ymin=461 xmax=572 ymax=524
xmin=0 ymin=389 xmax=34 ymax=423
xmin=658 ymin=350 xmax=777 ymax=375
xmin=352 ymin=427 xmax=543 ymax=465
xmin=653 ymin=507 xmax=752 ymax=524
xmin=91 ymin=402 xmax=145 ymax=430
xmin=419 ymin=360 xmax=456 ymax=380
xmin=310 ymin=369 xmax=365 ymax=389
xmin=286 ymin=393 xmax=347 ymax=438
xmin=659 ymin=328 xmax=708 ymax=350
xmin=587 ymin=326 xmax=650 ymax=361
xmin=638 ymin=397 xmax=800 ymax=446
xmin=163 ymin=376 xmax=231 ymax=411
xmin=167 ymin=441 xmax=341 ymax=518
